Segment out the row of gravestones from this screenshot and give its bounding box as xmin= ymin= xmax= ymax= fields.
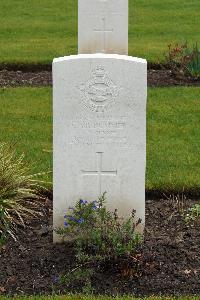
xmin=53 ymin=0 xmax=147 ymax=242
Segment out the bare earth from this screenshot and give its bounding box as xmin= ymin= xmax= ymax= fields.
xmin=0 ymin=69 xmax=200 ymax=88
xmin=0 ymin=198 xmax=199 ymax=296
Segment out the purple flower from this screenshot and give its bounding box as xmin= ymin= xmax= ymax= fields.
xmin=77 ymin=217 xmax=84 ymax=224
xmin=69 ymin=206 xmax=74 ymax=210
xmin=80 ymin=199 xmax=88 ymax=205
xmin=69 ymin=216 xmax=76 ymax=221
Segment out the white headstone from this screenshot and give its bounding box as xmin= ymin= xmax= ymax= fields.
xmin=53 ymin=54 xmax=147 ymax=242
xmin=78 ymin=0 xmax=128 ymax=55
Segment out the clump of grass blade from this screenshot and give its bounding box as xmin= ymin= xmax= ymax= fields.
xmin=185 ymin=43 xmax=200 ymax=78
xmin=0 ymin=143 xmax=51 ymax=242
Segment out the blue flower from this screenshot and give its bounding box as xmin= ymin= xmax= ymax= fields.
xmin=77 ymin=217 xmax=84 ymax=224
xmin=52 ymin=276 xmax=59 ymax=284
xmin=69 ymin=216 xmax=76 ymax=221
xmin=80 ymin=199 xmax=88 ymax=205
xmin=92 ymin=201 xmax=99 ymax=210
xmin=64 ymin=214 xmax=72 ymax=219
xmin=64 ymin=221 xmax=69 ymax=227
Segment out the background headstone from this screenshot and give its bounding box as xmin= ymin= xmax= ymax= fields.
xmin=53 ymin=54 xmax=147 ymax=242
xmin=78 ymin=0 xmax=128 ymax=55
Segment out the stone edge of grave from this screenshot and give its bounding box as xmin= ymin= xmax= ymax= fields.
xmin=53 ymin=53 xmax=147 ymax=64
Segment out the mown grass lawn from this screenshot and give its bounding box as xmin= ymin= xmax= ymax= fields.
xmin=0 ymin=0 xmax=199 ymax=64
xmin=147 ymin=87 xmax=200 ymax=193
xmin=0 ymin=86 xmax=199 ymax=193
xmin=0 ymin=87 xmax=52 ymax=179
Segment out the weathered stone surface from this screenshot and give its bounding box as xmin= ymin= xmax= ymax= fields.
xmin=53 ymin=54 xmax=147 ymax=242
xmin=78 ymin=0 xmax=128 ymax=55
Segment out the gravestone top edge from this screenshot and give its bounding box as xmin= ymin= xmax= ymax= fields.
xmin=53 ymin=54 xmax=147 ymax=65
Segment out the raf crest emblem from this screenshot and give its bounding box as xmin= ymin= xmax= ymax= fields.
xmin=79 ymin=65 xmax=119 ymax=113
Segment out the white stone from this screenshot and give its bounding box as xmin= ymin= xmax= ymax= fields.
xmin=78 ymin=0 xmax=128 ymax=55
xmin=53 ymin=54 xmax=147 ymax=242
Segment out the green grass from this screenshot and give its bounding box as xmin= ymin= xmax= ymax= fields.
xmin=0 ymin=297 xmax=200 ymax=300
xmin=0 ymin=87 xmax=52 ymax=178
xmin=0 ymin=87 xmax=199 ymax=193
xmin=147 ymin=87 xmax=200 ymax=193
xmin=0 ymin=0 xmax=199 ymax=64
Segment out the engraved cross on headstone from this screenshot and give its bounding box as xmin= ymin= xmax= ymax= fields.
xmin=82 ymin=152 xmax=117 ymax=196
xmin=94 ymin=17 xmax=113 ymax=53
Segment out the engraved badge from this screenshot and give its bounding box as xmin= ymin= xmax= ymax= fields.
xmin=79 ymin=65 xmax=119 ymax=112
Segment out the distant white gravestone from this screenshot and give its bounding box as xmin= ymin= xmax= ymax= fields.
xmin=53 ymin=54 xmax=147 ymax=242
xmin=78 ymin=0 xmax=128 ymax=54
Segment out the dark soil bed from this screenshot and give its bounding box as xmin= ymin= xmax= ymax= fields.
xmin=0 ymin=198 xmax=200 ymax=296
xmin=0 ymin=69 xmax=199 ymax=88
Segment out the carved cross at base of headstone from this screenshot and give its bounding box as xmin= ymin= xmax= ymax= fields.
xmin=94 ymin=17 xmax=113 ymax=53
xmin=82 ymin=152 xmax=117 ymax=196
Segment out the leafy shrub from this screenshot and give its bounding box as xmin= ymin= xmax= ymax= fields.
xmin=55 ymin=193 xmax=142 ymax=292
xmin=0 ymin=143 xmax=50 ymax=242
xmin=185 ymin=203 xmax=200 ymax=224
xmin=165 ymin=42 xmax=200 ymax=78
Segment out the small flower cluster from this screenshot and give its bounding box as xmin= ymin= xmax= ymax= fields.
xmin=64 ymin=214 xmax=84 ymax=227
xmin=63 ymin=199 xmax=99 ymax=228
xmin=79 ymin=199 xmax=99 ymax=209
xmin=57 ymin=193 xmax=142 ymax=259
xmin=55 ymin=193 xmax=142 ymax=293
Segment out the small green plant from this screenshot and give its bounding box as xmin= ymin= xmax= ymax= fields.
xmin=55 ymin=193 xmax=142 ymax=293
xmin=165 ymin=42 xmax=200 ymax=78
xmin=185 ymin=203 xmax=200 ymax=224
xmin=184 ymin=43 xmax=200 ymax=78
xmin=0 ymin=143 xmax=50 ymax=242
